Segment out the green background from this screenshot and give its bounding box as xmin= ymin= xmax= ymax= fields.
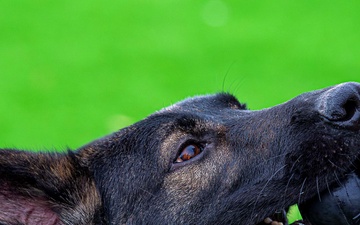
xmin=1 ymin=0 xmax=360 ymax=151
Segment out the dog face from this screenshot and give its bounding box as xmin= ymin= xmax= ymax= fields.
xmin=0 ymin=82 xmax=359 ymax=225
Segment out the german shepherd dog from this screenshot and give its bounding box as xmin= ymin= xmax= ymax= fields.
xmin=0 ymin=82 xmax=359 ymax=225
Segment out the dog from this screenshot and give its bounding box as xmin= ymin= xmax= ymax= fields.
xmin=0 ymin=82 xmax=359 ymax=225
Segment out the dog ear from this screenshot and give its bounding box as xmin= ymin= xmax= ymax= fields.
xmin=0 ymin=149 xmax=101 ymax=225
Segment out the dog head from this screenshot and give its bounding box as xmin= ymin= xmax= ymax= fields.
xmin=1 ymin=82 xmax=359 ymax=225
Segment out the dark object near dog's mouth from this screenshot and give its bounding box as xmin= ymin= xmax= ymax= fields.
xmin=299 ymin=169 xmax=360 ymax=225
xmin=257 ymin=158 xmax=360 ymax=225
xmin=257 ymin=171 xmax=360 ymax=225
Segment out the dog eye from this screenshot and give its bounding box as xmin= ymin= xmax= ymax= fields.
xmin=175 ymin=144 xmax=203 ymax=163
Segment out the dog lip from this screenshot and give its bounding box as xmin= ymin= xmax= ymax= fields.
xmin=258 ymin=209 xmax=290 ymax=225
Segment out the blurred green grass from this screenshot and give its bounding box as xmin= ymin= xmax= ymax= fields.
xmin=1 ymin=0 xmax=360 ymax=150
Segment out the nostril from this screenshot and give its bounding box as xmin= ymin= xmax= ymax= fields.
xmin=329 ymin=98 xmax=359 ymax=122
xmin=316 ymin=82 xmax=360 ymax=130
xmin=340 ymin=99 xmax=358 ymax=122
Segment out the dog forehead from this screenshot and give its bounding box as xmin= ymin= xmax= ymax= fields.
xmin=158 ymin=93 xmax=245 ymax=114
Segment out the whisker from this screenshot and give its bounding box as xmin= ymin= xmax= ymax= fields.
xmin=288 ymin=154 xmax=303 ymax=174
xmin=232 ymin=78 xmax=246 ymax=96
xmin=353 ymin=213 xmax=360 ymax=222
xmin=333 ymin=171 xmax=345 ymax=188
xmin=347 ymin=158 xmax=359 ymax=171
xmin=281 ymin=154 xmax=303 ymax=208
xmin=282 ymin=173 xmax=295 ymax=208
xmin=325 ymin=175 xmax=334 ymax=196
xmin=251 ymin=164 xmax=287 ymax=220
xmin=222 ymin=60 xmax=237 ymax=92
xmin=327 ymin=159 xmax=347 ymax=173
xmin=138 ymin=187 xmax=156 ymax=197
xmin=297 ymin=178 xmax=307 ymax=205
xmin=316 ymin=176 xmax=322 ymax=202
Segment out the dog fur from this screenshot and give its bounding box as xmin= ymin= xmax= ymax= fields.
xmin=1 ymin=83 xmax=360 ymax=225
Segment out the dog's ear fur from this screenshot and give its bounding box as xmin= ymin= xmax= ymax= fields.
xmin=0 ymin=149 xmax=102 ymax=225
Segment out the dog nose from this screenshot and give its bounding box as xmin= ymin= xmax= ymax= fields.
xmin=316 ymin=82 xmax=360 ymax=130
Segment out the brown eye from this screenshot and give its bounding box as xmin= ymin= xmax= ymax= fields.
xmin=175 ymin=144 xmax=202 ymax=163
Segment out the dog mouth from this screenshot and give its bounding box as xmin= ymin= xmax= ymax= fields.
xmin=257 ymin=208 xmax=305 ymax=225
xmin=257 ymin=209 xmax=298 ymax=225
